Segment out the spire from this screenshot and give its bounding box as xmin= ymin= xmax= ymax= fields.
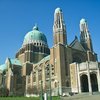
xmin=80 ymin=18 xmax=93 ymax=51
xmin=80 ymin=18 xmax=89 ymax=33
xmin=54 ymin=7 xmax=65 ymax=29
xmin=53 ymin=7 xmax=67 ymax=45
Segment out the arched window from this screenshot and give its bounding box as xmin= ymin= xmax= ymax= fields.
xmin=66 ymin=81 xmax=69 ymax=87
xmin=55 ymin=82 xmax=57 ymax=88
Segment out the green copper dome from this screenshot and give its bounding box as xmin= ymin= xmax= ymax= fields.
xmin=23 ymin=25 xmax=47 ymax=46
xmin=0 ymin=64 xmax=7 ymax=72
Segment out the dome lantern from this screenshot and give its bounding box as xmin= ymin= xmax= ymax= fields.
xmin=33 ymin=25 xmax=39 ymax=30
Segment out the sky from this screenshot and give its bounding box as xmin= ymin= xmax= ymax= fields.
xmin=0 ymin=0 xmax=100 ymax=64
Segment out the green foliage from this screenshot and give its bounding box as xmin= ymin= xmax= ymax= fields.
xmin=0 ymin=97 xmax=39 ymax=100
xmin=0 ymin=87 xmax=9 ymax=97
xmin=27 ymin=86 xmax=38 ymax=94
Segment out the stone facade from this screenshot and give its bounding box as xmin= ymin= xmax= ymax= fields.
xmin=70 ymin=62 xmax=100 ymax=93
xmin=0 ymin=7 xmax=99 ymax=96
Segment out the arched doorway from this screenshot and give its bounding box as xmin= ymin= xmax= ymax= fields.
xmin=80 ymin=74 xmax=89 ymax=92
xmin=90 ymin=73 xmax=98 ymax=92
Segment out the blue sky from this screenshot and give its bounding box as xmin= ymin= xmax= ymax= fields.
xmin=0 ymin=0 xmax=100 ymax=64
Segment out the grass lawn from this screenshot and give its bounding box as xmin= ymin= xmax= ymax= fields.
xmin=0 ymin=96 xmax=59 ymax=100
xmin=0 ymin=97 xmax=39 ymax=100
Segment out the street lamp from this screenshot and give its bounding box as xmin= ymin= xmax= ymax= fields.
xmin=57 ymin=81 xmax=60 ymax=100
xmin=1 ymin=71 xmax=6 ymax=87
xmin=49 ymin=64 xmax=52 ymax=100
xmin=25 ymin=75 xmax=28 ymax=96
xmin=10 ymin=70 xmax=13 ymax=96
xmin=58 ymin=81 xmax=59 ymax=96
xmin=40 ymin=80 xmax=43 ymax=100
xmin=47 ymin=64 xmax=52 ymax=100
xmin=1 ymin=73 xmax=5 ymax=96
xmin=55 ymin=80 xmax=59 ymax=97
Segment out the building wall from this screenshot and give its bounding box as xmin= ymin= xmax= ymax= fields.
xmin=70 ymin=63 xmax=78 ymax=93
xmin=16 ymin=44 xmax=50 ymax=64
xmin=70 ymin=61 xmax=100 ymax=93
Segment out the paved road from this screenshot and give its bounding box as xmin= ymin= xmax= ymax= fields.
xmin=60 ymin=93 xmax=100 ymax=100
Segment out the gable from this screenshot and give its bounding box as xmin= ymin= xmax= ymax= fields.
xmin=70 ymin=38 xmax=86 ymax=52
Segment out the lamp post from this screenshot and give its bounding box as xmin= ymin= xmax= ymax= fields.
xmin=1 ymin=73 xmax=4 ymax=96
xmin=57 ymin=81 xmax=60 ymax=100
xmin=55 ymin=80 xmax=59 ymax=99
xmin=49 ymin=64 xmax=52 ymax=100
xmin=2 ymin=71 xmax=6 ymax=87
xmin=40 ymin=80 xmax=43 ymax=100
xmin=10 ymin=70 xmax=13 ymax=96
xmin=1 ymin=73 xmax=4 ymax=88
xmin=25 ymin=75 xmax=28 ymax=96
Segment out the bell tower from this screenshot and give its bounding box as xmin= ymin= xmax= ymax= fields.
xmin=53 ymin=8 xmax=67 ymax=45
xmin=50 ymin=8 xmax=70 ymax=95
xmin=80 ymin=18 xmax=93 ymax=51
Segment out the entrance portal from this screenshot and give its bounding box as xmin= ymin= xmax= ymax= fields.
xmin=80 ymin=74 xmax=89 ymax=92
xmin=90 ymin=73 xmax=98 ymax=92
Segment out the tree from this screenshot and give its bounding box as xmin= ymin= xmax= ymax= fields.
xmin=27 ymin=86 xmax=38 ymax=95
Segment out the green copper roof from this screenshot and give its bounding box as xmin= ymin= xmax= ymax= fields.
xmin=10 ymin=59 xmax=22 ymax=66
xmin=0 ymin=64 xmax=7 ymax=71
xmin=23 ymin=25 xmax=47 ymax=45
xmin=0 ymin=59 xmax=22 ymax=72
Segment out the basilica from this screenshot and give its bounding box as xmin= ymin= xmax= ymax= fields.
xmin=0 ymin=8 xmax=100 ymax=96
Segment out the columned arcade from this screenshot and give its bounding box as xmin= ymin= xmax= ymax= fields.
xmin=70 ymin=61 xmax=100 ymax=94
xmin=78 ymin=70 xmax=100 ymax=93
xmin=80 ymin=73 xmax=98 ymax=93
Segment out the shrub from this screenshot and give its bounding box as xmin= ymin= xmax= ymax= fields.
xmin=0 ymin=87 xmax=9 ymax=97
